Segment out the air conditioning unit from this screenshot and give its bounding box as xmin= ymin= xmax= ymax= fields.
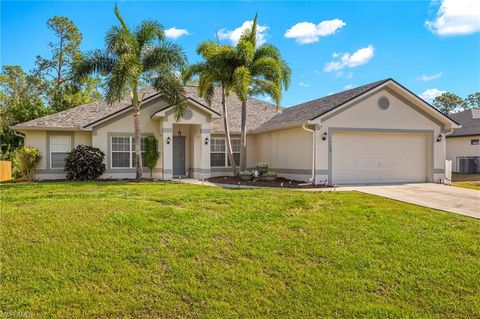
xmin=458 ymin=156 xmax=480 ymax=174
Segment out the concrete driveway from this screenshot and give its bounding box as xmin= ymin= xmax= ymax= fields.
xmin=350 ymin=183 xmax=480 ymax=219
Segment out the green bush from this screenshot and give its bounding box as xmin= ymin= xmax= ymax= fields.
xmin=144 ymin=136 xmax=159 ymax=179
xmin=13 ymin=146 xmax=41 ymax=181
xmin=65 ymin=145 xmax=105 ymax=181
xmin=255 ymin=163 xmax=268 ymax=175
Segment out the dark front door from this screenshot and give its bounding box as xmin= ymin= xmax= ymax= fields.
xmin=173 ymin=136 xmax=186 ymax=176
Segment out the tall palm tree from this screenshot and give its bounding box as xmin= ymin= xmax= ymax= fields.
xmin=183 ymin=42 xmax=239 ymax=175
xmin=232 ymin=14 xmax=291 ymax=171
xmin=74 ymin=4 xmax=187 ymax=179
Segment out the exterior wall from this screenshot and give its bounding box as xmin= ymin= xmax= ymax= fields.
xmin=23 ymin=131 xmax=47 ymax=170
xmin=252 ymin=127 xmax=313 ymax=181
xmin=209 ymin=134 xmax=257 ymax=177
xmin=22 ymin=130 xmax=93 ymax=180
xmin=315 ymin=88 xmax=446 ymax=184
xmin=446 ymin=136 xmax=480 ymax=172
xmin=92 ymin=99 xmax=166 ymax=179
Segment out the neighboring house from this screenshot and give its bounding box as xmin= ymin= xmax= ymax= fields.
xmin=446 ymin=109 xmax=480 ymax=173
xmin=12 ymin=78 xmax=459 ymax=184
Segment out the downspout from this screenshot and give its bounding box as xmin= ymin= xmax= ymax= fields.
xmin=13 ymin=130 xmax=26 ymax=143
xmin=302 ymin=124 xmax=316 ymax=183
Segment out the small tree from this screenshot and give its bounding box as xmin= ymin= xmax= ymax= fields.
xmin=144 ymin=136 xmax=159 ymax=179
xmin=13 ymin=146 xmax=41 ymax=182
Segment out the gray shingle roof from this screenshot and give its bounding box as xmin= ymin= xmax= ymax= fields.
xmin=12 ymin=86 xmax=279 ymax=134
xmin=12 ymin=87 xmax=160 ymax=130
xmin=254 ymin=79 xmax=390 ymax=132
xmin=448 ymin=109 xmax=480 ymax=137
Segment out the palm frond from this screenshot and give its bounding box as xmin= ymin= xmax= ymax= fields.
xmin=232 ymin=66 xmax=251 ymax=101
xmin=106 ymin=25 xmax=137 ymax=56
xmin=239 ymin=13 xmax=258 ymax=47
xmin=114 ymin=4 xmax=129 ymax=30
xmin=136 ymin=20 xmax=164 ymax=49
xmin=182 ymin=62 xmax=205 ymax=84
xmin=251 ymin=79 xmax=281 ymax=109
xmin=253 ymin=44 xmax=281 ymax=61
xmin=105 ymin=53 xmax=141 ymax=103
xmin=73 ymin=49 xmax=117 ymax=82
xmin=142 ymin=41 xmax=186 ymax=72
xmin=153 ymin=71 xmax=187 ymax=120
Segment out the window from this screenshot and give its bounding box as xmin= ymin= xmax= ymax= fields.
xmin=210 ymin=138 xmax=240 ymax=167
xmin=111 ymin=136 xmax=147 ymax=168
xmin=471 ymin=139 xmax=479 ymax=145
xmin=50 ymin=135 xmax=71 ymax=168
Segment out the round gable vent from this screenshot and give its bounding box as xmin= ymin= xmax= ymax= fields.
xmin=378 ymin=96 xmax=390 ymax=110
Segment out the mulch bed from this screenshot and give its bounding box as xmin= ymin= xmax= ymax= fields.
xmin=208 ymin=176 xmax=333 ymax=189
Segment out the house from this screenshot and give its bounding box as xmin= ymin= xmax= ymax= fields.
xmin=446 ymin=109 xmax=480 ymax=173
xmin=12 ymin=78 xmax=460 ymax=184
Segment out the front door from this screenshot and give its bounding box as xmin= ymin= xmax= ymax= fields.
xmin=173 ymin=136 xmax=186 ymax=176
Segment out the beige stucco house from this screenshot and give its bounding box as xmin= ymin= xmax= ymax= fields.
xmin=446 ymin=109 xmax=480 ymax=173
xmin=12 ymin=78 xmax=460 ymax=185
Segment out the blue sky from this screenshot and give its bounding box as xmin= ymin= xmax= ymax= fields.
xmin=2 ymin=0 xmax=479 ymax=107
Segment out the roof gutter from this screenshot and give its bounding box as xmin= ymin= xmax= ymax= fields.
xmin=302 ymin=124 xmax=316 ymax=183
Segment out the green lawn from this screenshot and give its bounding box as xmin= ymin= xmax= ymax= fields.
xmin=1 ymin=182 xmax=479 ymax=318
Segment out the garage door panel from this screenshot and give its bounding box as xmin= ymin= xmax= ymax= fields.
xmin=332 ymin=132 xmax=427 ymax=184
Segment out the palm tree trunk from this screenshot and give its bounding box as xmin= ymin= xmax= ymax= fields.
xmin=221 ymin=86 xmax=237 ymax=175
xmin=239 ymin=100 xmax=247 ymax=172
xmin=132 ymin=87 xmax=143 ymax=179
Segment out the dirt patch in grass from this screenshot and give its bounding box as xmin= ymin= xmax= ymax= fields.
xmin=208 ymin=176 xmax=332 ymax=188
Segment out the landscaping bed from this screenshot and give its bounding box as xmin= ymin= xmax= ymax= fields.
xmin=208 ymin=176 xmax=333 ymax=188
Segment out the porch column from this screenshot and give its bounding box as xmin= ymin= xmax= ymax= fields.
xmin=199 ymin=123 xmax=211 ymax=179
xmin=162 ymin=119 xmax=173 ymax=180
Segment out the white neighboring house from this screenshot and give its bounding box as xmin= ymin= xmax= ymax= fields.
xmin=446 ymin=109 xmax=480 ymax=173
xmin=12 ymin=79 xmax=459 ymax=185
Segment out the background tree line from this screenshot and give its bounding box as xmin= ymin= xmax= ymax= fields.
xmin=433 ymin=92 xmax=479 ymax=115
xmin=0 ymin=16 xmax=102 ymax=159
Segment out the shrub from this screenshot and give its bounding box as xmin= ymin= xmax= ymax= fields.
xmin=255 ymin=163 xmax=268 ymax=175
xmin=13 ymin=146 xmax=41 ymax=181
xmin=239 ymin=170 xmax=254 ymax=177
xmin=264 ymin=171 xmax=277 ymax=177
xmin=65 ymin=145 xmax=105 ymax=181
xmin=144 ymin=136 xmax=159 ymax=179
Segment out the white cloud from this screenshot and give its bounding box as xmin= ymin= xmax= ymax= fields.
xmin=419 ymin=88 xmax=446 ymax=102
xmin=419 ymin=72 xmax=443 ymax=82
xmin=299 ymin=82 xmax=310 ymax=88
xmin=284 ymin=19 xmax=346 ymax=44
xmin=218 ymin=20 xmax=268 ymax=45
xmin=323 ymin=45 xmax=375 ymax=72
xmin=165 ymin=27 xmax=190 ymax=39
xmin=343 ymin=84 xmax=354 ymax=90
xmin=425 ymin=0 xmax=480 ymax=36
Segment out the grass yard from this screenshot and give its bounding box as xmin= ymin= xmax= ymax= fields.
xmin=1 ymin=182 xmax=479 ymax=318
xmin=452 ymin=173 xmax=480 ymax=190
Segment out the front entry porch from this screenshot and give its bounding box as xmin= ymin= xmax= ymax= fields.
xmin=151 ymin=99 xmax=221 ymax=181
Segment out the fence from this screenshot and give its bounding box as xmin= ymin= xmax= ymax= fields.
xmin=0 ymin=161 xmax=12 ymax=181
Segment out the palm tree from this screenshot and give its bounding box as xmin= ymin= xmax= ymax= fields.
xmin=74 ymin=4 xmax=187 ymax=179
xmin=232 ymin=14 xmax=291 ymax=171
xmin=183 ymin=41 xmax=239 ymax=175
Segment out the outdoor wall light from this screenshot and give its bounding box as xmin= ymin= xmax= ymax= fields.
xmin=205 ymin=137 xmax=209 ymax=145
xmin=178 ymin=130 xmax=182 ymax=136
xmin=437 ymin=134 xmax=442 ymax=142
xmin=166 ymin=136 xmax=171 ymax=144
xmin=322 ymin=132 xmax=327 ymax=141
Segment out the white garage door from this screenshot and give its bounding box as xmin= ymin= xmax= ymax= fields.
xmin=332 ymin=132 xmax=428 ymax=184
